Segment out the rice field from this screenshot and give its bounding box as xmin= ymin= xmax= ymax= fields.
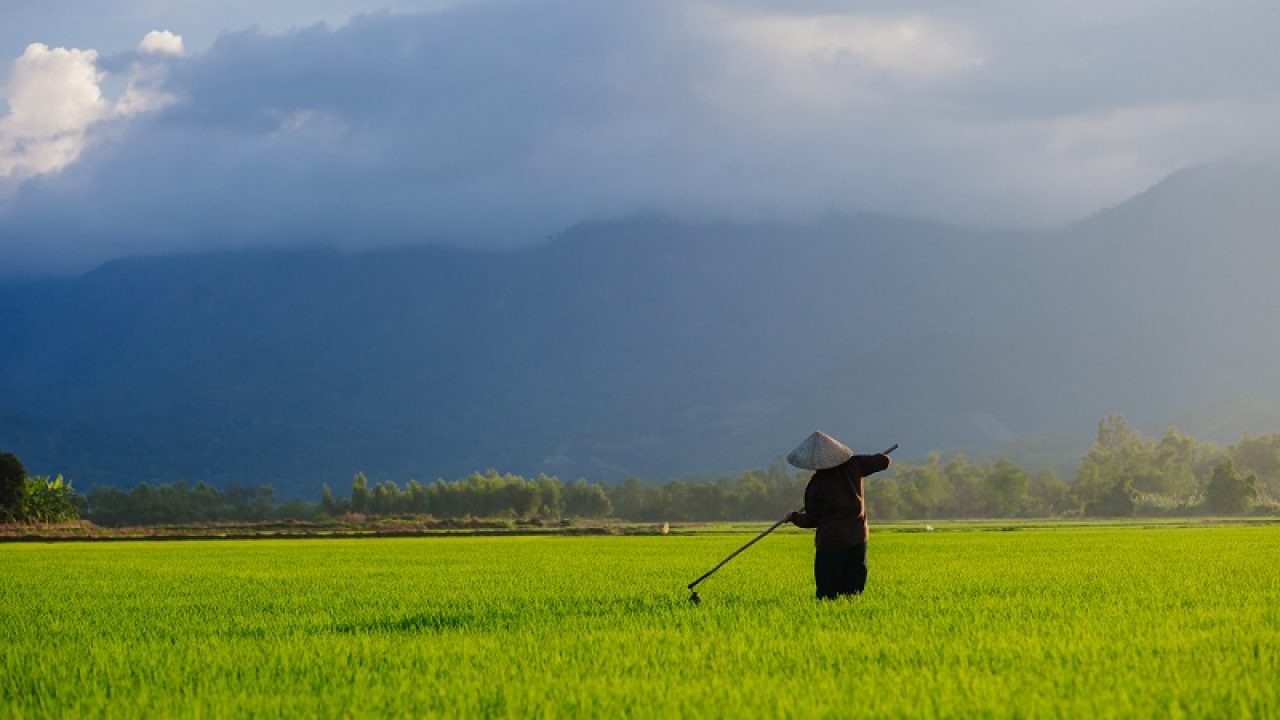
xmin=2 ymin=524 xmax=1278 ymax=718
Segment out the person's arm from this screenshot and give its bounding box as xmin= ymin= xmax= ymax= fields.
xmin=789 ymin=479 xmax=820 ymax=528
xmin=853 ymin=453 xmax=892 ymax=477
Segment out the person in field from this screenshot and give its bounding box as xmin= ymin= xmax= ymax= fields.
xmin=785 ymin=431 xmax=891 ymax=599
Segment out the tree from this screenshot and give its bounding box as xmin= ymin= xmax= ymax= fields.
xmin=1073 ymin=416 xmax=1170 ymax=513
xmin=1093 ymin=414 xmax=1145 ymax=456
xmin=1147 ymin=429 xmax=1205 ymax=498
xmin=250 ymin=485 xmax=276 ymax=519
xmin=610 ymin=477 xmax=645 ymax=520
xmin=1085 ymin=477 xmax=1136 ymax=517
xmin=580 ymin=483 xmax=612 ymax=518
xmin=865 ymin=478 xmax=904 ymax=521
xmin=320 ymin=484 xmax=339 ymax=516
xmin=534 ymin=474 xmax=563 ymax=519
xmin=986 ymin=460 xmax=1030 ymax=517
xmin=734 ymin=473 xmax=772 ymax=519
xmin=370 ymin=480 xmax=403 ymax=515
xmin=944 ymin=455 xmax=987 ymax=517
xmin=405 ymin=480 xmax=429 ymax=514
xmin=85 ymin=486 xmax=130 ymax=526
xmin=1027 ymin=470 xmax=1070 ymax=515
xmin=1231 ymin=433 xmax=1280 ymax=501
xmin=563 ymin=479 xmax=612 ymax=518
xmin=0 ymin=452 xmax=25 ymax=522
xmin=897 ymin=455 xmax=950 ymax=518
xmin=502 ymin=473 xmax=533 ymax=517
xmin=350 ymin=473 xmax=370 ymax=513
xmin=1071 ymin=459 xmax=1107 ymax=513
xmin=1203 ymin=461 xmax=1257 ymax=514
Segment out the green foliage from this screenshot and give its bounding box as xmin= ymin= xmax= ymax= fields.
xmin=0 ymin=451 xmax=80 ymax=524
xmin=85 ymin=481 xmax=296 ymax=527
xmin=319 ymin=484 xmax=341 ymax=516
xmin=349 ymin=473 xmax=369 ymax=513
xmin=0 ymin=451 xmax=25 ymax=521
xmin=1231 ymin=433 xmax=1280 ymax=502
xmin=14 ymin=475 xmax=81 ymax=523
xmin=861 ymin=455 xmax=1053 ymax=520
xmin=1070 ymin=415 xmax=1246 ymax=514
xmin=602 ymin=465 xmax=806 ymax=522
xmin=2 ymin=527 xmax=1278 ymax=717
xmin=1076 ymin=416 xmax=1191 ymax=505
xmin=69 ymin=418 xmax=1280 ymax=527
xmin=564 ymin=478 xmax=612 ymax=518
xmin=986 ymin=460 xmax=1031 ymax=517
xmin=1028 ymin=469 xmax=1071 ymax=515
xmin=1085 ymin=478 xmax=1136 ymax=517
xmin=1203 ymin=461 xmax=1257 ymax=514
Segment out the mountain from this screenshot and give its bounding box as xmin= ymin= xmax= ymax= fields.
xmin=3 ymin=163 xmax=1279 ymax=494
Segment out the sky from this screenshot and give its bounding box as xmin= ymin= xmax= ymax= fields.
xmin=1 ymin=0 xmax=1279 ymax=273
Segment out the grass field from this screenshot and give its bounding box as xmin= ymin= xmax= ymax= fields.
xmin=2 ymin=524 xmax=1278 ymax=718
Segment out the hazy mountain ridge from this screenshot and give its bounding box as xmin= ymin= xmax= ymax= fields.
xmin=3 ymin=164 xmax=1279 ymax=494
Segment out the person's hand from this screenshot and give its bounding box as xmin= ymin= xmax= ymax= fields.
xmin=784 ymin=511 xmax=798 ymax=524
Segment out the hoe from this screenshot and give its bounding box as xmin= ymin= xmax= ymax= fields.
xmin=686 ymin=443 xmax=898 ymax=603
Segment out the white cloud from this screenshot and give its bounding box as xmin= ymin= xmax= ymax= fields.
xmin=0 ymin=43 xmax=106 ymax=179
xmin=138 ymin=30 xmax=184 ymax=56
xmin=0 ymin=31 xmax=181 ymax=181
xmin=116 ymin=31 xmax=184 ymax=116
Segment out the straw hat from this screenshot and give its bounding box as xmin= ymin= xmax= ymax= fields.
xmin=786 ymin=431 xmax=853 ymax=470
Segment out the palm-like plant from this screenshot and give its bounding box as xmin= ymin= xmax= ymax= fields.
xmin=21 ymin=475 xmax=81 ymax=523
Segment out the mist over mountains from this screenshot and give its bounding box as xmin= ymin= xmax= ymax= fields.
xmin=3 ymin=162 xmax=1279 ymax=495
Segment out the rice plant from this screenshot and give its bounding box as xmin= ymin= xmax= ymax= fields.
xmin=1 ymin=524 xmax=1277 ymax=718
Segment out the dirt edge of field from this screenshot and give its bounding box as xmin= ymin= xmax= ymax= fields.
xmin=4 ymin=516 xmax=1278 ymax=542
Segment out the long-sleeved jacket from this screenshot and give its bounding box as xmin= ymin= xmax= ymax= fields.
xmin=791 ymin=453 xmax=891 ymax=549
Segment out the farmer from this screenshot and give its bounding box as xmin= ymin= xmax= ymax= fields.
xmin=785 ymin=431 xmax=891 ymax=599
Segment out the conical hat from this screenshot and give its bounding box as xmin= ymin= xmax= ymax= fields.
xmin=786 ymin=431 xmax=853 ymax=470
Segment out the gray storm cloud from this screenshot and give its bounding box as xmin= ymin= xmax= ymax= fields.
xmin=1 ymin=0 xmax=1279 ymax=273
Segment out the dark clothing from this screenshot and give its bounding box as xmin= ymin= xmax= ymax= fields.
xmin=815 ymin=544 xmax=867 ymax=599
xmin=791 ymin=454 xmax=891 ymax=549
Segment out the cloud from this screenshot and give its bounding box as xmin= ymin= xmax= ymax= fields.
xmin=1 ymin=1 xmax=1278 ymax=274
xmin=718 ymin=11 xmax=983 ymax=80
xmin=0 ymin=31 xmax=183 ymax=183
xmin=0 ymin=43 xmax=106 ymax=179
xmin=138 ymin=30 xmax=184 ymax=56
xmin=115 ymin=32 xmax=184 ymax=117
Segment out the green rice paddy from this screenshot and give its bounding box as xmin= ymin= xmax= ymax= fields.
xmin=2 ymin=524 xmax=1278 ymax=718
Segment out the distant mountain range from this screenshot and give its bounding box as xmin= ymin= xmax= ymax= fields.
xmin=4 ymin=162 xmax=1280 ymax=495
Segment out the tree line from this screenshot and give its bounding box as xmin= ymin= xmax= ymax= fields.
xmin=872 ymin=416 xmax=1271 ymax=519
xmin=5 ymin=415 xmax=1278 ymax=527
